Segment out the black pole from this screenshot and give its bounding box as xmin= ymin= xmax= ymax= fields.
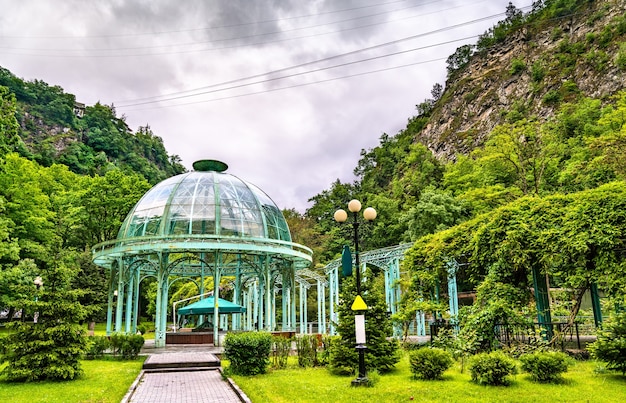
xmin=352 ymin=211 xmax=361 ymax=296
xmin=351 ymin=211 xmax=367 ymax=385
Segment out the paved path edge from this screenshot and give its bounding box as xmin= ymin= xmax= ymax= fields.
xmin=219 ymin=368 xmax=253 ymax=403
xmin=120 ymin=369 xmax=145 ymax=403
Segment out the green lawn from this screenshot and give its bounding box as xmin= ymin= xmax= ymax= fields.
xmin=0 ymin=359 xmax=144 ymax=403
xmin=231 ymin=355 xmax=626 ymax=403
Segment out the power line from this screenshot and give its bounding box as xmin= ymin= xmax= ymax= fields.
xmin=121 ymin=55 xmax=450 ymax=112
xmin=117 ymin=35 xmax=477 ymax=108
xmin=0 ymin=0 xmax=429 ymax=40
xmin=0 ymin=0 xmax=463 ymax=56
xmin=114 ymin=7 xmax=525 ymax=106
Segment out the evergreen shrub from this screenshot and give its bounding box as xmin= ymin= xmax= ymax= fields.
xmin=519 ymin=351 xmax=571 ymax=382
xmin=588 ymin=312 xmax=626 ymax=374
xmin=469 ymin=351 xmax=517 ymax=386
xmin=224 ymin=331 xmax=272 ymax=375
xmin=409 ymin=347 xmax=453 ymax=380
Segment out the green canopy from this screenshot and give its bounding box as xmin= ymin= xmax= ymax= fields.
xmin=177 ymin=297 xmax=246 ymax=315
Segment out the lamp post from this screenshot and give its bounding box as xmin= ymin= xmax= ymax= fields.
xmin=33 ymin=276 xmax=43 ymax=323
xmin=334 ymin=199 xmax=377 ymax=386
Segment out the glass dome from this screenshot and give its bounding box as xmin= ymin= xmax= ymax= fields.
xmin=117 ymin=160 xmax=291 ymax=242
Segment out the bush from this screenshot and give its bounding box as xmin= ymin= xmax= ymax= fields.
xmin=520 ymin=351 xmax=571 ymax=382
xmin=317 ymin=335 xmax=337 ymax=366
xmin=224 ymin=331 xmax=272 ymax=376
xmin=588 ymin=312 xmax=626 ymax=375
xmin=85 ymin=336 xmax=111 ymax=359
xmin=108 ymin=333 xmax=144 ymax=359
xmin=271 ymin=335 xmax=291 ymax=369
xmin=469 ymin=351 xmax=517 ymax=386
xmin=409 ymin=347 xmax=453 ymax=380
xmin=296 ymin=334 xmax=319 ymax=368
xmin=510 ymin=58 xmax=526 ymax=75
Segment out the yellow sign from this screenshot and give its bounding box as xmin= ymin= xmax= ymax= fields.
xmin=351 ymin=295 xmax=368 ymax=311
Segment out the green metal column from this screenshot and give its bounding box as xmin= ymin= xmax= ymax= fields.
xmin=132 ymin=269 xmax=140 ymax=334
xmin=264 ymin=258 xmax=272 ymax=331
xmin=282 ymin=269 xmax=289 ymax=331
xmin=290 ymin=268 xmax=297 ymax=331
xmin=106 ymin=267 xmax=117 ymax=336
xmin=532 ymin=265 xmax=552 ymax=338
xmin=154 ymin=253 xmax=167 ymax=348
xmin=317 ymin=279 xmax=326 ymax=333
xmin=329 ymin=266 xmax=338 ymax=335
xmin=213 ymin=258 xmax=221 ymax=346
xmin=124 ymin=269 xmax=134 ymax=334
xmin=115 ymin=259 xmax=125 ymax=333
xmin=447 ymin=261 xmax=458 ymax=327
xmin=590 ymin=282 xmax=603 ymax=327
xmin=299 ymin=283 xmax=307 ymax=333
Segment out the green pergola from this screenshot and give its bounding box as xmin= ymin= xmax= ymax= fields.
xmin=92 ymin=160 xmax=313 ymax=347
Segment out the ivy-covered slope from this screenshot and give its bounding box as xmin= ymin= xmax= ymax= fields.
xmin=0 ymin=67 xmax=185 ymax=184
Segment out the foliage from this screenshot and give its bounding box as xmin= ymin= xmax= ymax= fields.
xmin=327 ymin=269 xmax=400 ymax=376
xmin=295 ymin=334 xmax=319 ymax=368
xmin=457 ymin=279 xmax=532 ymax=353
xmin=271 ymin=335 xmax=291 ymax=369
xmin=588 ymin=311 xmax=626 ymax=374
xmin=468 ymin=351 xmax=518 ymax=386
xmin=519 ymin=351 xmax=571 ymax=382
xmin=84 ymin=336 xmax=110 ymax=360
xmin=510 ymin=58 xmax=526 ymax=75
xmin=108 ymin=334 xmax=145 ymax=360
xmin=408 ymin=347 xmax=453 ymax=380
xmin=224 ymin=331 xmax=273 ymax=376
xmin=0 ymin=259 xmax=88 ymax=382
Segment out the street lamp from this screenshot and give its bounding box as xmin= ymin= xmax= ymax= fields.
xmin=33 ymin=276 xmax=43 ymax=323
xmin=334 ymin=199 xmax=377 ymax=386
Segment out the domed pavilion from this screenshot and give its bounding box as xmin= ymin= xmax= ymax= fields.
xmin=92 ymin=160 xmax=313 ymax=347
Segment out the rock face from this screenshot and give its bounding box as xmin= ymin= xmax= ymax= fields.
xmin=418 ymin=1 xmax=626 ymax=160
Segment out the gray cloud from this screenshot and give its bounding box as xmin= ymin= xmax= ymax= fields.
xmin=0 ymin=0 xmax=528 ymax=212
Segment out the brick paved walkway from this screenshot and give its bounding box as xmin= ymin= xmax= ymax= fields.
xmin=122 ymin=343 xmax=249 ymax=402
xmin=127 ymin=371 xmax=244 ymax=403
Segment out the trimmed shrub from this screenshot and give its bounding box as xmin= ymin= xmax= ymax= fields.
xmin=224 ymin=331 xmax=272 ymax=376
xmin=119 ymin=334 xmax=145 ymax=359
xmin=107 ymin=333 xmax=144 ymax=359
xmin=85 ymin=336 xmax=111 ymax=359
xmin=409 ymin=347 xmax=453 ymax=380
xmin=469 ymin=351 xmax=517 ymax=386
xmin=520 ymin=351 xmax=571 ymax=382
xmin=271 ymin=335 xmax=291 ymax=369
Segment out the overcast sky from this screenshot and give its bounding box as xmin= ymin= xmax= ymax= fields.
xmin=0 ymin=0 xmax=532 ymax=212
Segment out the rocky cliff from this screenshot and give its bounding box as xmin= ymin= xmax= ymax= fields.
xmin=419 ymin=0 xmax=626 ymax=160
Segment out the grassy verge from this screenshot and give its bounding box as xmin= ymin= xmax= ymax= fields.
xmin=0 ymin=358 xmax=144 ymax=403
xmin=231 ymin=355 xmax=626 ymax=403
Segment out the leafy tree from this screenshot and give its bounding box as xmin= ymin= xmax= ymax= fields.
xmin=78 ymin=169 xmax=151 ymax=247
xmin=401 ymin=187 xmax=470 ymax=241
xmin=446 ymin=44 xmax=474 ymax=77
xmin=0 ymin=85 xmax=20 ymax=156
